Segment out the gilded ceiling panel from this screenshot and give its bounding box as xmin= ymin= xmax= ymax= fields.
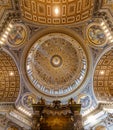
xmin=19 ymin=0 xmax=94 ymax=25
xmin=0 ymin=51 xmax=20 ymax=102
xmin=94 ymin=50 xmax=113 ymax=102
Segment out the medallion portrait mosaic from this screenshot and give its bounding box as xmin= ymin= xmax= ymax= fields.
xmin=87 ymin=23 xmax=106 ymax=46
xmin=7 ymin=24 xmax=27 ymax=47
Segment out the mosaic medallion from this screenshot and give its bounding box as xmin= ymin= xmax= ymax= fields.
xmin=87 ymin=23 xmax=106 ymax=46
xmin=7 ymin=23 xmax=27 ymax=47
xmin=26 ymin=33 xmax=87 ymax=96
xmin=77 ymin=94 xmax=91 ymax=109
xmin=22 ymin=93 xmax=36 ymax=110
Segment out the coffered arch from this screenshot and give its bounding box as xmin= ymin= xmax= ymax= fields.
xmin=0 ymin=50 xmax=20 ymax=102
xmin=94 ymin=49 xmax=113 ymax=102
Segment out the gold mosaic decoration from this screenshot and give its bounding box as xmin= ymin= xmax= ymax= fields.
xmin=86 ymin=23 xmax=107 ymax=46
xmin=7 ymin=23 xmax=27 ymax=47
xmin=19 ymin=0 xmax=94 ymax=25
xmin=94 ymin=50 xmax=113 ymax=102
xmin=0 ymin=51 xmax=20 ymax=102
xmin=22 ymin=93 xmax=36 ymax=110
xmin=26 ymin=33 xmax=87 ymax=96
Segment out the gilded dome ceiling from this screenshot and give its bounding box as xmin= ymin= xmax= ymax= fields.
xmin=26 ymin=33 xmax=87 ymax=97
xmin=94 ymin=50 xmax=113 ymax=102
xmin=19 ymin=0 xmax=94 ymax=25
xmin=0 ymin=51 xmax=20 ymax=102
